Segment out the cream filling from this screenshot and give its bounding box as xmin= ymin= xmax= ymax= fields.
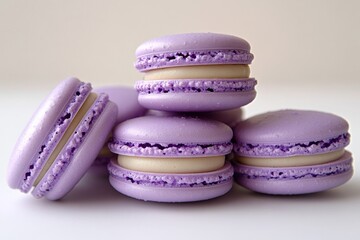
xmin=235 ymin=149 xmax=345 ymax=167
xmin=33 ymin=93 xmax=97 ymax=186
xmin=117 ymin=155 xmax=225 ymax=173
xmin=144 ymin=64 xmax=250 ymax=80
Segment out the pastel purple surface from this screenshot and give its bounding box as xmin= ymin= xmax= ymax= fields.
xmin=7 ymin=78 xmax=118 ymax=200
xmin=92 ymin=86 xmax=147 ymax=169
xmin=112 ymin=115 xmax=233 ymax=145
xmin=135 ymin=33 xmax=254 ymax=71
xmin=233 ymin=151 xmax=353 ymax=195
xmin=94 ymin=86 xmax=147 ymax=124
xmin=234 ymin=109 xmax=350 ymax=157
xmin=108 ymin=160 xmax=234 ymax=202
xmin=146 ymin=108 xmax=243 ymax=128
xmin=138 ymin=91 xmax=256 ymax=112
xmin=134 ymin=33 xmax=257 ymax=112
xmin=109 ymin=116 xmax=233 ymax=157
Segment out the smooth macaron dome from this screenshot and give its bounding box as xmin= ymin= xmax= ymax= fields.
xmin=232 ymin=109 xmax=353 ymax=195
xmin=94 ymin=86 xmax=147 ymax=125
xmin=7 ymin=78 xmax=117 ymax=200
xmin=107 ymin=115 xmax=235 ymax=202
xmin=134 ymin=32 xmax=257 ymax=112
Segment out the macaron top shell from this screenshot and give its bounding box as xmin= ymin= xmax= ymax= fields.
xmin=135 ymin=33 xmax=254 ymax=71
xmin=94 ymin=86 xmax=146 ymax=124
xmin=7 ymin=78 xmax=89 ymax=189
xmin=109 ymin=116 xmax=233 ymax=157
xmin=113 ymin=116 xmax=233 ymax=144
xmin=234 ymin=110 xmax=349 ymax=145
xmin=136 ymin=32 xmax=251 ymax=57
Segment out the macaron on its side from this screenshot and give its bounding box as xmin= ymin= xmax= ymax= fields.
xmin=108 ymin=116 xmax=234 ymax=202
xmin=7 ymin=78 xmax=118 ymax=200
xmin=232 ymin=109 xmax=353 ymax=195
xmin=135 ymin=33 xmax=257 ymax=112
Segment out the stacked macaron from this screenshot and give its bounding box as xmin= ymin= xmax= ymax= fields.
xmin=107 ymin=33 xmax=256 ymax=202
xmin=134 ymin=32 xmax=257 ymax=112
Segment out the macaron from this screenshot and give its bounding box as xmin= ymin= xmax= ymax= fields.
xmin=92 ymin=86 xmax=147 ymax=168
xmin=7 ymin=78 xmax=118 ymax=200
xmin=135 ymin=32 xmax=257 ymax=112
xmin=108 ymin=115 xmax=234 ymax=202
xmin=232 ymin=109 xmax=353 ymax=195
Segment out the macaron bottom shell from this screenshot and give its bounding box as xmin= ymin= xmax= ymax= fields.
xmin=233 ymin=151 xmax=353 ymax=195
xmin=108 ymin=160 xmax=234 ymax=202
xmin=138 ymin=91 xmax=256 ymax=112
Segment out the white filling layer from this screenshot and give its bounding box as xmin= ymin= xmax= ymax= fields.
xmin=33 ymin=93 xmax=97 ymax=186
xmin=144 ymin=65 xmax=250 ymax=80
xmin=235 ymin=149 xmax=345 ymax=167
xmin=117 ymin=155 xmax=225 ymax=173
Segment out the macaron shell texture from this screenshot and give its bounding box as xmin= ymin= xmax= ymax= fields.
xmin=136 ymin=33 xmax=251 ymax=56
xmin=112 ymin=116 xmax=233 ymax=144
xmin=138 ymin=91 xmax=256 ymax=112
xmin=234 ymin=109 xmax=349 ymax=144
xmin=233 ymin=151 xmax=353 ymax=195
xmin=108 ymin=160 xmax=234 ymax=202
xmin=7 ymin=78 xmax=86 ymax=190
xmin=135 ymin=33 xmax=254 ymax=72
xmin=109 ymin=177 xmax=233 ymax=202
xmin=34 ymin=100 xmax=118 ymax=200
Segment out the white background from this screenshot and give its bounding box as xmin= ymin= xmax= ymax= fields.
xmin=1 ymin=0 xmax=359 ymax=239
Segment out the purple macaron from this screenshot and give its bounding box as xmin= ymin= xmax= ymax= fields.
xmin=232 ymin=109 xmax=353 ymax=195
xmin=108 ymin=115 xmax=234 ymax=202
xmin=7 ymin=78 xmax=118 ymax=200
xmin=92 ymin=86 xmax=147 ymax=168
xmin=134 ymin=33 xmax=257 ymax=112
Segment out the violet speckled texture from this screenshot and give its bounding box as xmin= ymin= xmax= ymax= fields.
xmin=109 ymin=140 xmax=232 ymax=157
xmin=136 ymin=78 xmax=257 ymax=94
xmin=7 ymin=78 xmax=118 ymax=200
xmin=109 ymin=115 xmax=233 ymax=157
xmin=233 ymin=152 xmax=353 ymax=195
xmin=234 ymin=110 xmax=350 ymax=157
xmin=108 ymin=160 xmax=234 ymax=202
xmin=135 ymin=33 xmax=253 ymax=71
xmin=234 ymin=133 xmax=350 ymax=157
xmin=134 ymin=33 xmax=257 ymax=112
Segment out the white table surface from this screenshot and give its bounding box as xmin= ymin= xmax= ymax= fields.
xmin=1 ymin=83 xmax=359 ymax=240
